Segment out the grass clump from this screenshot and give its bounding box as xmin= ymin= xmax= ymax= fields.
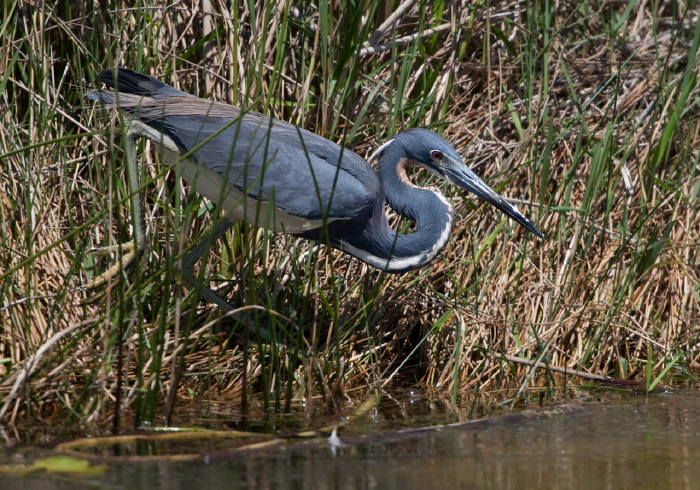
xmin=0 ymin=0 xmax=698 ymax=429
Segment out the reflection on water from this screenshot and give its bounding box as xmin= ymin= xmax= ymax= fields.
xmin=2 ymin=389 xmax=700 ymax=489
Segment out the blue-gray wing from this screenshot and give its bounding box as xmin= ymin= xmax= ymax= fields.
xmin=156 ymin=111 xmax=380 ymax=222
xmin=90 ymin=69 xmax=381 ymax=223
xmin=89 ymin=91 xmax=380 ymax=223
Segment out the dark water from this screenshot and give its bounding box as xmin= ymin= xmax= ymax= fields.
xmin=2 ymin=390 xmax=700 ymax=489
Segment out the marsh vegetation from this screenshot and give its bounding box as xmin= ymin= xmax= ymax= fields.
xmin=1 ymin=0 xmax=698 ymax=429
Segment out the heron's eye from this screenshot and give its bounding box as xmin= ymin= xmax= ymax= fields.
xmin=431 ymin=150 xmax=443 ymax=161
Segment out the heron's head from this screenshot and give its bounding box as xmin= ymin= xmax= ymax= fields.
xmin=371 ymin=128 xmax=544 ymax=239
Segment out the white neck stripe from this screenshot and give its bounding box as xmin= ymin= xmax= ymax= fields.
xmin=338 ymin=214 xmax=454 ymax=273
xmin=368 ymin=139 xmax=395 ymax=162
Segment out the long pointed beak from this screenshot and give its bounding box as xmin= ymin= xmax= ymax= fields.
xmin=445 ymin=164 xmax=544 ymax=239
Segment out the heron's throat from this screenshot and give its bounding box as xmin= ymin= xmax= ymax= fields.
xmin=338 ymin=154 xmax=455 ymax=273
xmin=387 ymin=157 xmax=453 ymax=223
xmin=396 ymin=158 xmax=419 ymax=187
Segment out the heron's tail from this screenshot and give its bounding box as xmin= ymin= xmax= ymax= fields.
xmin=98 ymin=68 xmax=189 ymax=96
xmin=88 ymin=68 xmax=231 ymax=119
xmin=87 ymin=68 xmax=193 ymax=108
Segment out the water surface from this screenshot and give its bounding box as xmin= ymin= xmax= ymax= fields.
xmin=2 ymin=389 xmax=699 ymax=489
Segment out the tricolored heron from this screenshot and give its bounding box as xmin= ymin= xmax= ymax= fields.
xmin=89 ymin=68 xmax=543 ymax=313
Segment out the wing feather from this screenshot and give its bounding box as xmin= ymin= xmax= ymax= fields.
xmin=92 ymin=89 xmax=380 ymax=223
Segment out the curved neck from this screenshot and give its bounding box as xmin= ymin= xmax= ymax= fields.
xmin=338 ymin=147 xmax=455 ymax=273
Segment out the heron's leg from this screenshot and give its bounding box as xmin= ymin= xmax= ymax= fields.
xmin=86 ymin=128 xmax=145 ymax=289
xmin=182 ymin=220 xmax=273 ymax=344
xmin=181 ymin=218 xmax=237 ymax=313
